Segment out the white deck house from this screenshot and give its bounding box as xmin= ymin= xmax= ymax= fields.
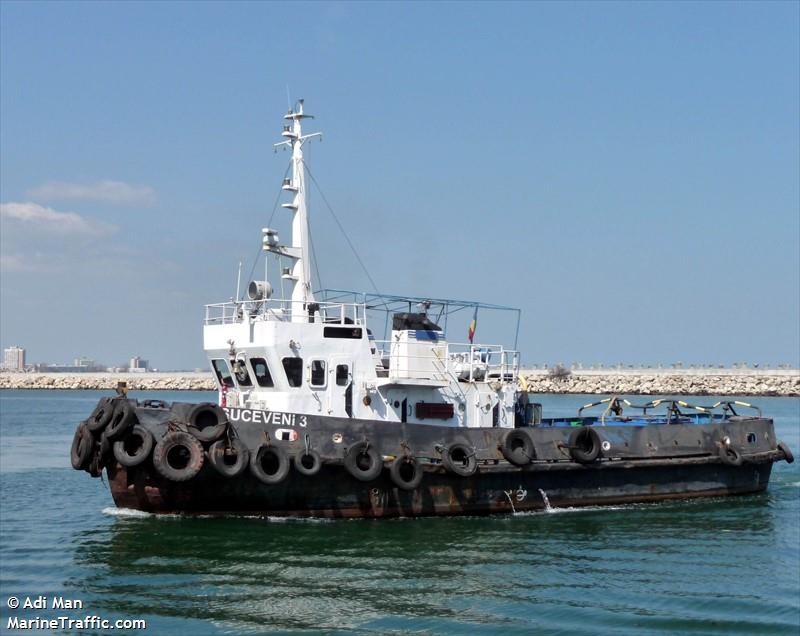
xmin=203 ymin=102 xmax=522 ymax=428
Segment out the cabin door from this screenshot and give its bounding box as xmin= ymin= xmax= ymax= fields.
xmin=328 ymin=359 xmax=354 ymax=418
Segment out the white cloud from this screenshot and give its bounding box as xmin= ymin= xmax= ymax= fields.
xmin=0 ymin=201 xmax=117 ymax=235
xmin=27 ymin=180 xmax=156 ymax=206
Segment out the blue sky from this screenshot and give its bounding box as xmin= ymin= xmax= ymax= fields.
xmin=1 ymin=1 xmax=798 ymax=370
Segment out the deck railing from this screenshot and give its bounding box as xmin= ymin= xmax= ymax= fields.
xmin=374 ymin=341 xmax=519 ymax=383
xmin=204 ymin=299 xmax=367 ymax=326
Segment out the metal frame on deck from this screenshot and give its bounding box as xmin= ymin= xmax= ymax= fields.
xmin=319 ymin=289 xmax=522 ymax=348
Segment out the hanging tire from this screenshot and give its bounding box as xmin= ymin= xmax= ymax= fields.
xmin=778 ymin=441 xmax=794 ymax=464
xmin=152 ymin=431 xmax=205 ymax=481
xmin=569 ymin=427 xmax=601 ymax=464
xmin=98 ymin=431 xmax=112 ymax=460
xmin=441 ymin=442 xmax=477 ymax=477
xmin=719 ymin=445 xmax=743 ymax=467
xmin=293 ymin=449 xmax=323 ymax=477
xmin=187 ymin=403 xmax=228 ymax=443
xmin=105 ymin=399 xmax=136 ymax=440
xmin=344 ymin=441 xmax=383 ymax=482
xmin=250 ymin=445 xmax=290 ymax=485
xmin=113 ymin=425 xmax=154 ymax=468
xmin=389 ymin=456 xmax=423 ymax=491
xmin=208 ymin=438 xmax=249 ymax=478
xmin=70 ymin=422 xmax=93 ymax=470
xmin=86 ymin=397 xmax=114 ymax=433
xmin=500 ymin=429 xmax=535 ymax=466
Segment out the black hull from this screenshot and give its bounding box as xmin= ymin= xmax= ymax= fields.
xmin=108 ymin=456 xmax=775 ymax=518
xmin=99 ymin=401 xmax=786 ymax=518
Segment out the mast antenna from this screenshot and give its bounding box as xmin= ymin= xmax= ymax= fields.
xmin=270 ymin=99 xmax=322 ymax=322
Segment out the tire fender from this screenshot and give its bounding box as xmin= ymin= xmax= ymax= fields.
xmin=719 ymin=444 xmax=743 ymax=467
xmin=86 ymin=397 xmax=115 ymax=433
xmin=250 ymin=444 xmax=290 ymax=485
xmin=113 ymin=425 xmax=154 ymax=468
xmin=105 ymin=399 xmax=136 ymax=440
xmin=389 ymin=455 xmax=424 ymax=491
xmin=187 ymin=403 xmax=228 ymax=443
xmin=152 ymin=431 xmax=205 ymax=481
xmin=778 ymin=441 xmax=794 ymax=464
xmin=500 ymin=429 xmax=535 ymax=466
xmin=569 ymin=427 xmax=601 ymax=464
xmin=441 ymin=442 xmax=478 ymax=477
xmin=344 ymin=441 xmax=383 ymax=482
xmin=208 ymin=438 xmax=249 ymax=478
xmin=293 ymin=449 xmax=323 ymax=477
xmin=70 ymin=422 xmax=93 ymax=470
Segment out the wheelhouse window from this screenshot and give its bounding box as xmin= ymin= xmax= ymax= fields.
xmin=282 ymin=357 xmax=303 ymax=388
xmin=250 ymin=358 xmax=274 ymax=388
xmin=211 ymin=359 xmax=234 ymax=388
xmin=336 ymin=364 xmax=350 ymax=386
xmin=233 ymin=359 xmax=252 ymax=387
xmin=310 ymin=360 xmax=327 ymax=387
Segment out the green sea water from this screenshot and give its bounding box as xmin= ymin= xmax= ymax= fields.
xmin=0 ymin=390 xmax=798 ymax=635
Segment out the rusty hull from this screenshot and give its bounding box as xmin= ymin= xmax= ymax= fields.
xmin=106 ymin=453 xmax=778 ymax=519
xmin=101 ymin=402 xmax=785 ymax=519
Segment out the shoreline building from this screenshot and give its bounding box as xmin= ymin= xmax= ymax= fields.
xmin=3 ymin=346 xmax=25 ymax=372
xmin=129 ymin=356 xmax=149 ymax=373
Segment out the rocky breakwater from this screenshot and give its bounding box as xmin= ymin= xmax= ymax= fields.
xmin=521 ymin=369 xmax=800 ymax=397
xmin=0 ymin=372 xmax=216 ymax=391
xmin=1 ymin=369 xmax=798 ymax=396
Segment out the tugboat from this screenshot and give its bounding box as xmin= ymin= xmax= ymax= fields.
xmin=70 ymin=101 xmax=794 ymax=518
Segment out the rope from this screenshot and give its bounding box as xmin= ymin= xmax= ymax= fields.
xmin=308 ymin=216 xmax=324 ymax=291
xmin=303 ymin=161 xmax=381 ymax=295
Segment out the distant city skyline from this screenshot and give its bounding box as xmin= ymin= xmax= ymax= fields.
xmin=1 ymin=2 xmax=798 ymax=369
xmin=1 ymin=341 xmax=796 ymax=373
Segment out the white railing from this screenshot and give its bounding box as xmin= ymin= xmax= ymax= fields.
xmin=374 ymin=340 xmax=519 ymax=383
xmin=204 ymin=299 xmax=367 ymax=326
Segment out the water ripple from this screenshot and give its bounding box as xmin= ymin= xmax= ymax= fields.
xmin=1 ymin=391 xmax=798 ymax=634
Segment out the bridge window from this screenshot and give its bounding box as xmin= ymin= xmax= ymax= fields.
xmin=324 ymin=326 xmax=362 ymax=339
xmin=211 ymin=359 xmax=234 ymax=388
xmin=336 ymin=364 xmax=350 ymax=386
xmin=233 ymin=359 xmax=252 ymax=387
xmin=250 ymin=358 xmax=274 ymax=388
xmin=310 ymin=360 xmax=327 ymax=387
xmin=282 ymin=357 xmax=303 ymax=388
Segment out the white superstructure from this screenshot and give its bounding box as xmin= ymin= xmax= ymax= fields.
xmin=203 ymin=102 xmax=522 ymax=428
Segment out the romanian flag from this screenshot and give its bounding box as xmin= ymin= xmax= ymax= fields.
xmin=468 ymin=305 xmax=478 ymax=343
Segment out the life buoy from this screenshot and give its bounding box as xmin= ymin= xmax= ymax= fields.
xmin=441 ymin=442 xmax=477 ymax=477
xmin=112 ymin=425 xmax=154 ymax=468
xmin=187 ymin=403 xmax=228 ymax=443
xmin=250 ymin=445 xmax=290 ymax=484
xmin=293 ymin=449 xmax=323 ymax=477
xmin=86 ymin=397 xmax=114 ymax=433
xmin=389 ymin=456 xmax=423 ymax=490
xmin=208 ymin=438 xmax=249 ymax=478
xmin=344 ymin=441 xmax=383 ymax=482
xmin=719 ymin=444 xmax=743 ymax=467
xmin=778 ymin=441 xmax=794 ymax=464
xmin=105 ymin=399 xmax=136 ymax=440
xmin=152 ymin=431 xmax=205 ymax=481
xmin=500 ymin=429 xmax=535 ymax=466
xmin=569 ymin=427 xmax=601 ymax=464
xmin=70 ymin=422 xmax=93 ymax=470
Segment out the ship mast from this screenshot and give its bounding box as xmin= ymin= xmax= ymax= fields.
xmin=273 ymin=99 xmax=321 ymax=321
